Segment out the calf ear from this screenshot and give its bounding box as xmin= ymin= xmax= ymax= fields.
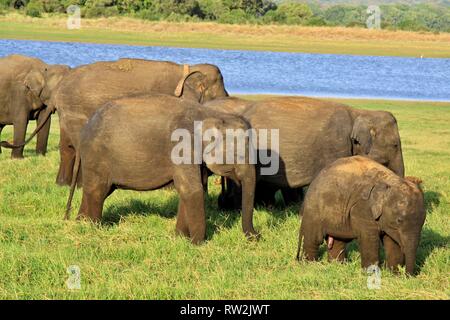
xmin=361 ymin=182 xmax=389 ymax=220
xmin=351 ymin=116 xmax=374 ymax=155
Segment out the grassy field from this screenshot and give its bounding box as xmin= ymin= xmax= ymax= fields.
xmin=1 ymin=13 xmax=450 ymax=58
xmin=0 ymin=97 xmax=449 ymax=300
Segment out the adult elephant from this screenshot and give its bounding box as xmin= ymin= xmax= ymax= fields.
xmin=0 ymin=54 xmax=70 ymax=158
xmin=52 ymin=58 xmax=228 ymax=186
xmin=204 ymin=96 xmax=405 ymax=208
xmin=65 ymin=95 xmax=257 ymax=243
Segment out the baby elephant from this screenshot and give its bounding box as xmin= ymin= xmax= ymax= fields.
xmin=65 ymin=95 xmax=257 ymax=244
xmin=297 ymin=156 xmax=426 ymax=275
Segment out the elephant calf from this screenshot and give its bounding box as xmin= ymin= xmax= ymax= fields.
xmin=297 ymin=156 xmax=426 ymax=275
xmin=65 ymin=95 xmax=257 ymax=244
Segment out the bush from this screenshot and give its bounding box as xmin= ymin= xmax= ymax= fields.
xmin=198 ymin=0 xmax=226 ymax=20
xmin=41 ymin=0 xmax=64 ymax=13
xmin=25 ymin=0 xmax=44 ymax=17
xmin=136 ymin=8 xmax=160 ymax=21
xmin=218 ymin=8 xmax=253 ymax=24
xmin=261 ymin=9 xmax=285 ymax=24
xmin=82 ymin=0 xmax=119 ymax=18
xmin=276 ymin=2 xmax=313 ymax=25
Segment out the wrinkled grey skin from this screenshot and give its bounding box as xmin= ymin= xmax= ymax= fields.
xmin=0 ymin=54 xmax=70 ymax=158
xmin=204 ymin=96 xmax=405 ymax=208
xmin=65 ymin=95 xmax=256 ymax=244
xmin=53 ymin=58 xmax=228 ymax=186
xmin=297 ymin=156 xmax=426 ymax=275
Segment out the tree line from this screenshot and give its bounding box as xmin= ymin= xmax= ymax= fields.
xmin=1 ymin=0 xmax=449 ymax=33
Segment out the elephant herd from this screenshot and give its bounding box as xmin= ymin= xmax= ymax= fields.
xmin=0 ymin=54 xmax=426 ymax=275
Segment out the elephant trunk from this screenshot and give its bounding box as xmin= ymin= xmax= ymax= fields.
xmin=241 ymin=167 xmax=258 ymax=239
xmin=389 ymin=148 xmax=405 ymax=178
xmin=0 ymin=106 xmax=53 ymax=149
xmin=401 ymin=233 xmax=420 ymax=275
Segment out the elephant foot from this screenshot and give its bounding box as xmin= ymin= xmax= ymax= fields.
xmin=56 ymin=177 xmax=71 ymax=187
xmin=36 ymin=150 xmax=47 ymax=156
xmin=11 ymin=154 xmax=24 ymax=160
xmin=244 ymin=229 xmax=261 ymax=241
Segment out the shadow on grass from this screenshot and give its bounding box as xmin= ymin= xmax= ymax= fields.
xmin=416 ymin=227 xmax=449 ymax=273
xmin=424 ymin=190 xmax=441 ymax=214
xmin=314 ymin=227 xmax=448 ymax=275
xmin=101 ymin=191 xmax=252 ymax=241
xmin=102 ymin=193 xmax=179 ymax=226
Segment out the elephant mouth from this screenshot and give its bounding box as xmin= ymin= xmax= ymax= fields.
xmin=327 ymin=235 xmax=334 ymax=249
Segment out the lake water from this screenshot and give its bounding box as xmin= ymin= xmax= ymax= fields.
xmin=1 ymin=39 xmax=449 ymax=101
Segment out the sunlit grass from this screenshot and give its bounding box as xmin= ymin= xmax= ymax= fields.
xmin=0 ymin=97 xmax=449 ymax=299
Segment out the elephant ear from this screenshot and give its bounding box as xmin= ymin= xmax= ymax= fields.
xmin=23 ymin=69 xmax=45 ymax=98
xmin=361 ymin=181 xmax=390 ymax=220
xmin=351 ymin=116 xmax=374 ymax=155
xmin=174 ymin=65 xmax=206 ymax=99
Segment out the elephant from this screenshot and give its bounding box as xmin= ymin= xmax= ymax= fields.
xmin=52 ymin=58 xmax=228 ymax=187
xmin=296 ymin=156 xmax=426 ymax=275
xmin=64 ymin=94 xmax=257 ymax=244
xmin=204 ymin=96 xmax=405 ymax=208
xmin=0 ymin=54 xmax=70 ymax=158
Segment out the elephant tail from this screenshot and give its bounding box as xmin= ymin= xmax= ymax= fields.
xmin=64 ymin=151 xmax=81 ymax=220
xmin=0 ymin=107 xmax=53 ymax=149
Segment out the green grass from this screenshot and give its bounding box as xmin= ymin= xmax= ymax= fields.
xmin=1 ymin=14 xmax=450 ymax=58
xmin=0 ymin=97 xmax=449 ymax=299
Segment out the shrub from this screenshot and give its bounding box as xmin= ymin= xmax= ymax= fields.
xmin=25 ymin=0 xmax=44 ymax=17
xmin=218 ymin=8 xmax=253 ymax=24
xmin=41 ymin=0 xmax=64 ymax=13
xmin=261 ymin=9 xmax=285 ymax=24
xmin=276 ymin=2 xmax=313 ymax=25
xmin=136 ymin=8 xmax=160 ymax=21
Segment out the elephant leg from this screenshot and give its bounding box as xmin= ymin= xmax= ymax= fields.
xmin=382 ymin=234 xmax=404 ymax=273
xmin=0 ymin=124 xmax=4 ymax=154
xmin=36 ymin=110 xmax=51 ymax=156
xmin=11 ymin=115 xmax=28 ymax=159
xmin=358 ymin=233 xmax=381 ymax=269
xmin=56 ymin=126 xmax=75 ymax=186
xmin=175 ymin=199 xmax=190 ymax=238
xmin=300 ymin=216 xmax=323 ymax=261
xmin=173 ymin=166 xmax=206 ymax=244
xmin=77 ymin=167 xmax=112 ymax=222
xmin=327 ymin=238 xmax=347 ymax=262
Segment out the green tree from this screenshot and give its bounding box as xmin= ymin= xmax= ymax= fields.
xmin=276 ymin=2 xmax=313 ymax=25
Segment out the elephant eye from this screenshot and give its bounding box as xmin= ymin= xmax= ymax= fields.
xmin=396 ymin=217 xmax=404 ymax=224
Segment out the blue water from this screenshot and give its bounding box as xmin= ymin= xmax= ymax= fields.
xmin=1 ymin=39 xmax=449 ymax=101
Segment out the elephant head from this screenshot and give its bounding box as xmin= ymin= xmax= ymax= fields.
xmin=22 ymin=63 xmax=70 ymax=109
xmin=200 ymin=114 xmax=257 ymax=238
xmin=351 ymin=110 xmax=405 ymax=177
xmin=1 ymin=64 xmax=71 ymax=150
xmin=174 ymin=64 xmax=228 ymax=103
xmin=40 ymin=64 xmax=71 ymax=108
xmin=362 ymin=174 xmax=426 ymax=275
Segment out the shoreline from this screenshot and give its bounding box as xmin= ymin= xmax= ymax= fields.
xmin=235 ymin=93 xmax=450 ymax=104
xmin=1 ymin=13 xmax=450 ymax=58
